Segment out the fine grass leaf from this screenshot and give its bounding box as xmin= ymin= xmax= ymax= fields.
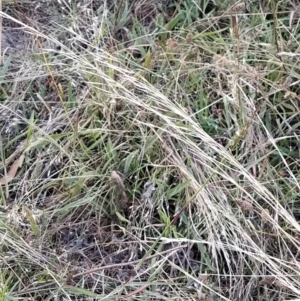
xmin=69 ymin=171 xmax=99 ymax=198
xmin=124 ymin=150 xmax=139 ymax=174
xmin=166 ymin=179 xmax=191 ymax=199
xmin=22 ymin=205 xmax=40 ymax=235
xmin=144 ymin=133 xmax=161 ymax=152
xmin=166 ymin=11 xmax=184 ymax=31
xmin=160 ymin=11 xmax=184 ymax=42
xmin=24 ymin=133 xmax=70 ymax=152
xmin=158 ymin=209 xmax=171 ymax=236
xmin=67 ymin=81 xmax=76 ymax=109
xmin=0 ymin=56 xmax=11 ymax=84
xmin=142 ymin=50 xmax=152 ymax=69
xmin=115 ymin=211 xmax=131 ymax=224
xmin=197 ymin=243 xmax=216 ymax=272
xmin=25 ymin=111 xmax=36 ymax=149
xmin=0 ymin=154 xmax=25 ymax=185
xmin=65 ymin=286 xmax=99 ymax=298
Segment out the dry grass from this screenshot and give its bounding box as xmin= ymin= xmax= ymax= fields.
xmin=0 ymin=0 xmax=300 ymax=300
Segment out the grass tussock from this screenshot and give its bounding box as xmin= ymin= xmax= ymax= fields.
xmin=1 ymin=0 xmax=300 ymax=300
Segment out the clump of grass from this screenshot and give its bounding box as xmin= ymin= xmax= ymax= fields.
xmin=1 ymin=0 xmax=300 ymax=300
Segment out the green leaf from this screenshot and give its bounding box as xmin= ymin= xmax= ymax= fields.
xmin=167 ymin=179 xmax=191 ymax=199
xmin=124 ymin=150 xmax=139 ymax=173
xmin=0 ymin=56 xmax=12 ymax=84
xmin=25 ymin=111 xmax=36 ymax=149
xmin=142 ymin=50 xmax=152 ymax=68
xmin=158 ymin=210 xmax=171 ymax=236
xmin=158 ymin=210 xmax=170 ymax=225
xmin=160 ymin=11 xmax=184 ymax=42
xmin=69 ymin=171 xmax=99 ymax=198
xmin=115 ymin=211 xmax=131 ymax=225
xmin=65 ymin=286 xmax=99 ymax=298
xmin=144 ymin=135 xmax=159 ymax=152
xmin=166 ymin=11 xmax=184 ymax=31
xmin=67 ymin=81 xmax=76 ymax=109
xmin=22 ymin=205 xmax=40 ymax=235
xmin=198 ymin=243 xmax=215 ymax=272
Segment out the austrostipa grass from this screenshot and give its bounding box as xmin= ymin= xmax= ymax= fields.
xmin=0 ymin=0 xmax=300 ymax=300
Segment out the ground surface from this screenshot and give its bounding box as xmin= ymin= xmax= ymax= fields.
xmin=1 ymin=0 xmax=300 ymax=300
